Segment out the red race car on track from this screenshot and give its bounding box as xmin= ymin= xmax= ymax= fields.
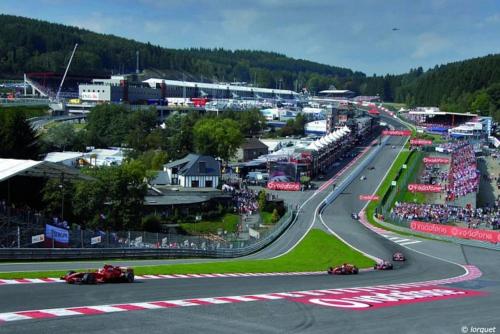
xmin=393 ymin=252 xmax=405 ymax=261
xmin=374 ymin=261 xmax=393 ymax=270
xmin=328 ymin=263 xmax=359 ymax=275
xmin=61 ymin=264 xmax=135 ymax=284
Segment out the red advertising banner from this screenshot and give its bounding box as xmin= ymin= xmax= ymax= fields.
xmin=407 ymin=184 xmax=442 ymax=193
xmin=411 ymin=221 xmax=500 ymax=244
xmin=410 ymin=139 xmax=433 ymax=146
xmin=382 ymin=130 xmax=412 ymax=136
xmin=359 ymin=194 xmax=380 ymax=201
xmin=423 ymin=157 xmax=450 ymax=165
xmin=267 ymin=181 xmax=301 ymax=191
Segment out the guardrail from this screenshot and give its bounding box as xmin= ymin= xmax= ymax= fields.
xmin=0 ymin=210 xmax=295 ymax=260
xmin=0 ymin=97 xmax=50 ymax=106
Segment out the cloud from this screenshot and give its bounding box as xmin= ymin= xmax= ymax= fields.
xmin=484 ymin=13 xmax=500 ymax=24
xmin=220 ymin=8 xmax=260 ymax=33
xmin=412 ymin=33 xmax=452 ymax=59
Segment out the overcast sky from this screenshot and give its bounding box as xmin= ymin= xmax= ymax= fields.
xmin=1 ymin=0 xmax=499 ymax=75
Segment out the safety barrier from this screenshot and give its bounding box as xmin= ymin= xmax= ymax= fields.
xmin=0 ymin=210 xmax=295 ymax=260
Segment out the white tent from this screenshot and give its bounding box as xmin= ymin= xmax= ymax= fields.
xmin=0 ymin=158 xmax=90 ymax=182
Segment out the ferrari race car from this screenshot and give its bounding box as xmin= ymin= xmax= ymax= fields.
xmin=374 ymin=261 xmax=393 ymax=270
xmin=393 ymin=252 xmax=405 ymax=261
xmin=328 ymin=263 xmax=359 ymax=275
xmin=61 ymin=264 xmax=135 ymax=284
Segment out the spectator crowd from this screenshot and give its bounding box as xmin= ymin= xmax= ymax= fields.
xmin=392 ymin=202 xmax=499 ymax=230
xmin=446 ymin=143 xmax=479 ymax=201
xmin=222 ymin=185 xmax=259 ymax=215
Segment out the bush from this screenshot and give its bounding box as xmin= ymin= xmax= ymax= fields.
xmin=271 ymin=209 xmax=280 ymax=223
xmin=258 ymin=190 xmax=267 ymax=210
xmin=141 ymin=214 xmax=162 ymax=232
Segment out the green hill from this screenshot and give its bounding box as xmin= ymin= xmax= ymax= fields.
xmin=0 ymin=14 xmax=361 ymax=93
xmin=0 ymin=14 xmax=499 ymax=120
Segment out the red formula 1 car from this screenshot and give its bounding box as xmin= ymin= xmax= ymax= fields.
xmin=392 ymin=252 xmax=405 ymax=261
xmin=328 ymin=263 xmax=359 ymax=275
xmin=374 ymin=261 xmax=393 ymax=270
xmin=61 ymin=264 xmax=135 ymax=284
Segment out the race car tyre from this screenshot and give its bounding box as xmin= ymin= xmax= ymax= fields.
xmin=66 ymin=271 xmax=76 ymax=276
xmin=126 ymin=272 xmax=134 ymax=283
xmin=82 ymin=273 xmax=96 ymax=284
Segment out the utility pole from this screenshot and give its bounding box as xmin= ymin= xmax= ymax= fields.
xmin=136 ymin=50 xmax=140 ymax=74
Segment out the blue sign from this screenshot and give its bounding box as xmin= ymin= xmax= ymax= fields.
xmin=45 ymin=224 xmax=69 ymax=244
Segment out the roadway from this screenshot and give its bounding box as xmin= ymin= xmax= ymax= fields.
xmin=0 ymin=114 xmax=498 ymax=333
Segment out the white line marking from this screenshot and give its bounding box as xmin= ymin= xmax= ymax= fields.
xmin=89 ymin=306 xmax=126 ymax=313
xmin=400 ymin=241 xmax=422 ymax=246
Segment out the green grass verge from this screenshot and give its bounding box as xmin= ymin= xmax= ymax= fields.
xmin=364 ymin=119 xmax=448 ymax=241
xmin=180 ymin=213 xmax=239 ymax=235
xmin=0 ymin=229 xmax=375 ymax=279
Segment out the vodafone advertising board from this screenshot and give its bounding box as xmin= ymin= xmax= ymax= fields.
xmin=382 ymin=130 xmax=412 ymax=136
xmin=359 ymin=195 xmax=380 ymax=201
xmin=411 ymin=221 xmax=500 ymax=244
xmin=423 ymin=157 xmax=450 ymax=165
xmin=267 ymin=181 xmax=301 ymax=191
xmin=407 ymin=184 xmax=442 ymax=193
xmin=410 ymin=139 xmax=433 ymax=146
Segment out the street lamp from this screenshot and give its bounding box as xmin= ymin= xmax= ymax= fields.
xmin=59 ymin=183 xmax=64 ymax=221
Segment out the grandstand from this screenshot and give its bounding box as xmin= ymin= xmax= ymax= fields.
xmin=404 ymin=108 xmax=478 ymax=135
xmin=24 ymin=72 xmax=106 ymax=99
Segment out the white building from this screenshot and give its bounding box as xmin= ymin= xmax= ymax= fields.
xmin=164 ymin=154 xmax=221 ymax=188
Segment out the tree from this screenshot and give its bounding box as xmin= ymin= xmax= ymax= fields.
xmin=238 ymin=109 xmax=266 ymax=136
xmin=85 ymin=104 xmax=129 ymax=148
xmin=41 ymin=178 xmax=75 ymax=221
xmin=258 ymin=190 xmax=267 ymax=211
xmin=470 ymin=91 xmax=491 ymax=115
xmin=73 ymin=161 xmax=148 ymax=230
xmin=42 ymin=123 xmax=77 ymax=151
xmin=0 ymin=109 xmax=39 ymax=159
xmin=271 ymin=208 xmax=280 ymax=224
xmin=125 ymin=108 xmax=158 ymax=152
xmin=193 ymin=118 xmax=243 ymax=160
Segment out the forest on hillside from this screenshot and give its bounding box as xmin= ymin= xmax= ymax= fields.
xmin=0 ymin=14 xmax=499 ymax=119
xmin=0 ymin=14 xmax=361 ymax=94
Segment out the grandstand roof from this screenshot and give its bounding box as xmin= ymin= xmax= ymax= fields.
xmin=143 ymin=78 xmax=298 ymax=96
xmin=0 ymin=159 xmax=91 ymax=182
xmin=318 ymin=89 xmax=354 ymax=94
xmin=408 ymin=110 xmax=478 ymax=117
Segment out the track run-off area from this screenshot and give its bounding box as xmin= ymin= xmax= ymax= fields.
xmin=1 ymin=114 xmax=498 ymax=333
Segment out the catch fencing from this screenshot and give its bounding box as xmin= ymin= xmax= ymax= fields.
xmin=0 ymin=209 xmax=294 ymax=260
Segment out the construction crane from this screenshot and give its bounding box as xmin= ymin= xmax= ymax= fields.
xmin=55 ymin=43 xmax=78 ymax=101
xmin=50 ymin=43 xmax=78 ymax=113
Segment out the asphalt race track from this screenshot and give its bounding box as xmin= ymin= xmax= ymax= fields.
xmin=1 ymin=115 xmax=499 ymax=333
